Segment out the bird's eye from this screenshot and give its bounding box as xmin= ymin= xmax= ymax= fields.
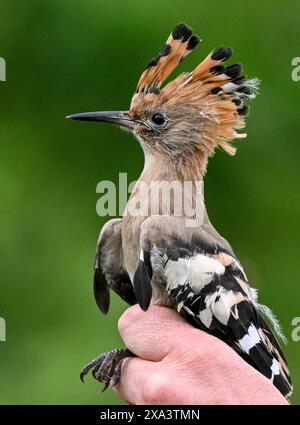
xmin=151 ymin=112 xmax=166 ymax=126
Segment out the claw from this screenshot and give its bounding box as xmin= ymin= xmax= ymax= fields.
xmin=101 ymin=381 xmax=110 ymax=392
xmin=80 ymin=348 xmax=134 ymax=391
xmin=111 ymin=360 xmax=123 ymax=388
xmin=79 ymin=353 xmax=106 ymax=383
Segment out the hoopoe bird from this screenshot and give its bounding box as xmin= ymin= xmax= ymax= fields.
xmin=67 ymin=23 xmax=292 ymax=398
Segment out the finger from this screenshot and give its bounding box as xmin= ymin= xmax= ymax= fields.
xmin=118 ymin=305 xmax=195 ymax=361
xmin=113 ymin=357 xmax=155 ymax=404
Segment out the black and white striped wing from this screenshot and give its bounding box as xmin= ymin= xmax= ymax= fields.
xmin=163 ymin=245 xmax=292 ymax=398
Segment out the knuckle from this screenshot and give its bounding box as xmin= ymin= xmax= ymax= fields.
xmin=183 ymin=330 xmax=220 ymax=365
xmin=141 ymin=371 xmax=171 ymax=404
xmin=118 ymin=305 xmax=140 ymax=336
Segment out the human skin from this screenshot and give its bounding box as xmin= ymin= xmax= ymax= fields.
xmin=114 ymin=305 xmax=289 ymax=405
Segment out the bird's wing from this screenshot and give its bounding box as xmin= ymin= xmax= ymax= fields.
xmin=134 ymin=217 xmax=292 ymax=397
xmin=94 ymin=219 xmax=136 ymax=314
xmin=165 ymin=240 xmax=292 ymax=397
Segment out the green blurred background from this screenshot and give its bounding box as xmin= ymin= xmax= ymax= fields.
xmin=0 ymin=0 xmax=299 ymax=404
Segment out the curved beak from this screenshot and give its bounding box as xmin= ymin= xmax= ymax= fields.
xmin=65 ymin=110 xmax=134 ymax=129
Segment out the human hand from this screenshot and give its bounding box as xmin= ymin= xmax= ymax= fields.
xmin=114 ymin=305 xmax=288 ymax=405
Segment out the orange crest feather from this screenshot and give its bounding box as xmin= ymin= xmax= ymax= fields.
xmin=133 ymin=23 xmax=259 ymax=156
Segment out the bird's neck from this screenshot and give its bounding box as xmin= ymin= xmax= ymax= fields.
xmin=140 ymin=151 xmax=208 ymax=183
xmin=134 ymin=152 xmax=208 ymax=226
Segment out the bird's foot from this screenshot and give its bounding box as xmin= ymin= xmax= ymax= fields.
xmin=80 ymin=348 xmax=134 ymax=392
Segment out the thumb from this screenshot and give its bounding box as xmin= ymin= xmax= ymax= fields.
xmin=118 ymin=304 xmax=195 ymax=361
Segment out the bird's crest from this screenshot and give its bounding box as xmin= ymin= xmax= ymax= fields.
xmin=131 ymin=23 xmax=259 ymax=156
xmin=136 ymin=23 xmax=200 ymax=94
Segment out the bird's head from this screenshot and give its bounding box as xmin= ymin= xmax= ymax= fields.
xmin=67 ymin=23 xmax=258 ymax=160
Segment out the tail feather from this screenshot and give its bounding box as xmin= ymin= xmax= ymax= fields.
xmin=231 ymin=310 xmax=293 ymax=397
